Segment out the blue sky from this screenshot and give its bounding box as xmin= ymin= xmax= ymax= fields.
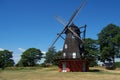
xmin=0 ymin=0 xmax=120 ymax=63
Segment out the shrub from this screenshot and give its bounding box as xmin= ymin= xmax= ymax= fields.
xmin=115 ymin=62 xmax=120 ymax=68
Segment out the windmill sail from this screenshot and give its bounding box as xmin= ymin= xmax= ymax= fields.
xmin=50 ymin=0 xmax=86 ymax=48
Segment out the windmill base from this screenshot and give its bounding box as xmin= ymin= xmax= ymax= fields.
xmin=58 ymin=59 xmax=89 ymax=72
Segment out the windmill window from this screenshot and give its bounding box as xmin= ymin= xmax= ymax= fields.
xmin=65 ymin=44 xmax=68 ymax=49
xmin=72 ymin=35 xmax=75 ymax=39
xmin=63 ymin=53 xmax=66 ymax=57
xmin=72 ymin=52 xmax=76 ymax=58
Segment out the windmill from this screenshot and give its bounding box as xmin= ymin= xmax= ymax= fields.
xmin=50 ymin=0 xmax=89 ymax=72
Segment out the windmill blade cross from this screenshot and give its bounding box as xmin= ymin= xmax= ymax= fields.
xmin=50 ymin=35 xmax=61 ymax=48
xmin=49 ymin=27 xmax=68 ymax=48
xmin=50 ymin=17 xmax=67 ymax=48
xmin=66 ymin=0 xmax=86 ymax=27
xmin=55 ymin=16 xmax=66 ymax=26
xmin=68 ymin=27 xmax=84 ymax=43
xmin=57 ymin=33 xmax=65 ymax=40
xmin=49 ymin=0 xmax=86 ymax=48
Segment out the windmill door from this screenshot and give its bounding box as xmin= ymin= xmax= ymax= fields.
xmin=82 ymin=62 xmax=86 ymax=72
xmin=62 ymin=62 xmax=67 ymax=72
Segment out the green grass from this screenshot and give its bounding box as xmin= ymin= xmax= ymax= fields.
xmin=0 ymin=66 xmax=120 ymax=80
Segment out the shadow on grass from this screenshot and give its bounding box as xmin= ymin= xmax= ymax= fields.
xmin=89 ymin=69 xmax=101 ymax=72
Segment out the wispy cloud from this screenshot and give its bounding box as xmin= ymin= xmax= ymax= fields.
xmin=0 ymin=48 xmax=4 ymax=51
xmin=18 ymin=48 xmax=25 ymax=52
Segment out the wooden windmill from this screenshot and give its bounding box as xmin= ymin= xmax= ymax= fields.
xmin=50 ymin=0 xmax=89 ymax=72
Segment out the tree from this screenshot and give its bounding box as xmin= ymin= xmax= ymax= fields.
xmin=84 ymin=38 xmax=99 ymax=55
xmin=84 ymin=38 xmax=99 ymax=66
xmin=0 ymin=50 xmax=14 ymax=69
xmin=101 ymin=47 xmax=114 ymax=62
xmin=98 ymin=24 xmax=120 ymax=63
xmin=52 ymin=50 xmax=62 ymax=65
xmin=44 ymin=47 xmax=56 ymax=64
xmin=17 ymin=48 xmax=43 ymax=67
xmin=113 ymin=33 xmax=120 ymax=57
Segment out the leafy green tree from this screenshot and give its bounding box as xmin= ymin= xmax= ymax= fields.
xmin=17 ymin=48 xmax=43 ymax=67
xmin=103 ymin=45 xmax=115 ymax=64
xmin=52 ymin=50 xmax=62 ymax=65
xmin=84 ymin=38 xmax=99 ymax=56
xmin=54 ymin=50 xmax=62 ymax=59
xmin=98 ymin=24 xmax=120 ymax=63
xmin=0 ymin=50 xmax=14 ymax=69
xmin=44 ymin=47 xmax=56 ymax=64
xmin=113 ymin=33 xmax=120 ymax=46
xmin=84 ymin=38 xmax=99 ymax=66
xmin=113 ymin=33 xmax=120 ymax=57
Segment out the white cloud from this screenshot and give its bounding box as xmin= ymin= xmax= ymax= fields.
xmin=42 ymin=51 xmax=46 ymax=54
xmin=0 ymin=48 xmax=4 ymax=51
xmin=18 ymin=48 xmax=25 ymax=52
xmin=13 ymin=53 xmax=22 ymax=64
xmin=59 ymin=49 xmax=63 ymax=51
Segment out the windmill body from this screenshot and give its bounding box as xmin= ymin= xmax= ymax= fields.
xmin=50 ymin=0 xmax=89 ymax=72
xmin=57 ymin=24 xmax=89 ymax=72
xmin=62 ymin=24 xmax=82 ymax=59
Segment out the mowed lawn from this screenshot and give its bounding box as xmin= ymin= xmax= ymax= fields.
xmin=0 ymin=67 xmax=120 ymax=80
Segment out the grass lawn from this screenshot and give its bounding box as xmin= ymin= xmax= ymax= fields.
xmin=0 ymin=66 xmax=120 ymax=80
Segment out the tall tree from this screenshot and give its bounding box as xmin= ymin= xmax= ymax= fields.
xmin=44 ymin=47 xmax=56 ymax=64
xmin=98 ymin=24 xmax=120 ymax=63
xmin=113 ymin=32 xmax=120 ymax=57
xmin=84 ymin=38 xmax=99 ymax=56
xmin=17 ymin=48 xmax=43 ymax=67
xmin=0 ymin=50 xmax=14 ymax=69
xmin=52 ymin=50 xmax=62 ymax=65
xmin=84 ymin=38 xmax=99 ymax=66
